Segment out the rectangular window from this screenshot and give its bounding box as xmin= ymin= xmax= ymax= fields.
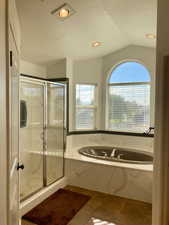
xmin=75 ymin=84 xmax=96 ymax=130
xmin=108 ymin=83 xmax=150 ymax=133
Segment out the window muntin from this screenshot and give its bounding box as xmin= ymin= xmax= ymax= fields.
xmin=107 ymin=62 xmax=151 ymax=133
xmin=75 ymin=84 xmax=96 ymax=130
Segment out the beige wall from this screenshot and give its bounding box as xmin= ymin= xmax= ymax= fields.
xmin=71 ymin=57 xmax=103 ymax=130
xmin=9 ymin=0 xmax=21 ymax=52
xmin=20 ymin=59 xmax=67 ymax=79
xmin=20 ymin=60 xmax=47 ymax=78
xmin=73 ymin=57 xmax=103 ymax=83
xmin=47 ymin=59 xmax=66 ymax=78
xmin=102 ymin=45 xmax=156 ymax=76
xmin=66 ymin=58 xmax=74 ymax=130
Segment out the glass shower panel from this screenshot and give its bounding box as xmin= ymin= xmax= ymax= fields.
xmin=46 ymin=83 xmax=65 ymax=185
xmin=20 ymin=80 xmax=44 ymax=200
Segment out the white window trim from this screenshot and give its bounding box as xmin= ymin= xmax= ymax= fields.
xmin=74 ymin=83 xmax=98 ymax=130
xmin=105 ymin=61 xmax=152 ymax=133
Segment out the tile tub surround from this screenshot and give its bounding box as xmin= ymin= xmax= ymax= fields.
xmin=65 ymin=158 xmax=153 ymax=203
xmin=65 ymin=147 xmax=153 ymax=172
xmin=65 ymin=133 xmax=154 ymax=172
xmin=65 ymin=133 xmax=153 ymax=203
xmin=66 ymin=133 xmax=154 ymax=154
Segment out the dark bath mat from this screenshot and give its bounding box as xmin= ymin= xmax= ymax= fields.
xmin=23 ymin=188 xmax=90 ymax=225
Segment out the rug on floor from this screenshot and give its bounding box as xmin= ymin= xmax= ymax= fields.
xmin=23 ymin=188 xmax=90 ymax=225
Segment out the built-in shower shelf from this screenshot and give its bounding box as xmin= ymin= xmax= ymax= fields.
xmin=28 ymin=150 xmax=64 ymax=157
xmin=24 ymin=124 xmax=64 ymax=129
xmin=23 ymin=123 xmax=42 ymax=129
xmin=48 ymin=125 xmax=64 ymax=128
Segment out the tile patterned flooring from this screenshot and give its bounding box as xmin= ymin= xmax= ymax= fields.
xmin=22 ymin=185 xmax=152 ymax=225
xmin=22 ymin=220 xmax=37 ymax=225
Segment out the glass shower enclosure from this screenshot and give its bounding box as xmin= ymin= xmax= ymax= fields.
xmin=19 ymin=76 xmax=66 ymax=200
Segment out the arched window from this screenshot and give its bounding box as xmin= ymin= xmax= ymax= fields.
xmin=107 ymin=62 xmax=151 ymax=133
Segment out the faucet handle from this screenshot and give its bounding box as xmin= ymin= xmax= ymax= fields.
xmin=117 ymin=154 xmax=124 ymax=160
xmin=111 ymin=148 xmax=117 ymax=157
xmin=144 ymin=127 xmax=155 ymax=135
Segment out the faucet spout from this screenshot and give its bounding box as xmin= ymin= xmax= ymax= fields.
xmin=111 ymin=148 xmax=117 ymax=157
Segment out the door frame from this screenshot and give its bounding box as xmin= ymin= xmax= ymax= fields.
xmin=153 ymin=55 xmax=169 ymax=225
xmin=0 ymin=0 xmax=9 ymax=225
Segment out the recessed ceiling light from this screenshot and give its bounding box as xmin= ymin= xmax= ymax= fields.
xmin=51 ymin=3 xmax=76 ymax=21
xmin=59 ymin=8 xmax=69 ymax=18
xmin=146 ymin=34 xmax=156 ymax=39
xmin=92 ymin=41 xmax=102 ymax=47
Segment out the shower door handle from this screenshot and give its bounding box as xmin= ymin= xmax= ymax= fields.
xmin=17 ymin=163 xmax=25 ymax=170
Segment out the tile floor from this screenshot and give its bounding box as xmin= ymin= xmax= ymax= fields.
xmin=22 ymin=185 xmax=152 ymax=225
xmin=22 ymin=220 xmax=37 ymax=225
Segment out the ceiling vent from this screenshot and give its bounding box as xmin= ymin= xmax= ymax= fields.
xmin=51 ymin=3 xmax=76 ymax=20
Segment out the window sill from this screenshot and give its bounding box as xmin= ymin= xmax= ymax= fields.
xmin=67 ymin=130 xmax=154 ymax=138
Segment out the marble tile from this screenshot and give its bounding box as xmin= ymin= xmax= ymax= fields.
xmin=65 ymin=159 xmax=153 ymax=203
xmin=65 ymin=133 xmax=154 ymax=175
xmin=67 ymin=208 xmax=93 ymax=225
xmin=22 ymin=220 xmax=37 ymax=225
xmin=66 ymin=134 xmax=154 ymax=154
xmin=118 ymin=199 xmax=152 ymax=225
xmin=66 ymin=186 xmax=152 ymax=225
xmin=86 ymin=217 xmax=123 ymax=225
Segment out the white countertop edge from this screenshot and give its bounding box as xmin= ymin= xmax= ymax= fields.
xmin=65 ymin=151 xmax=153 ymax=172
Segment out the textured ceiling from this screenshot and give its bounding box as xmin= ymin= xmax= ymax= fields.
xmin=16 ymin=0 xmax=157 ymax=64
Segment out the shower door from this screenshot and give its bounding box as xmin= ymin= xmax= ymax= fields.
xmin=20 ymin=77 xmax=66 ymax=200
xmin=20 ymin=79 xmax=45 ymax=200
xmin=46 ymin=82 xmax=65 ymax=185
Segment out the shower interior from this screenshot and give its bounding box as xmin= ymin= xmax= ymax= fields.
xmin=19 ymin=76 xmax=66 ymax=201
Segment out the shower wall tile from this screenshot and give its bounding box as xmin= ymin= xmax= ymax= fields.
xmin=20 ymin=153 xmax=44 ymax=199
xmin=65 ymin=159 xmax=152 ymax=203
xmin=46 ymin=155 xmax=64 ymax=185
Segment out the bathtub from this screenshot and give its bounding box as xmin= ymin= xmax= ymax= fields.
xmin=78 ymin=146 xmax=153 ymax=165
xmin=65 ymin=145 xmax=153 ymax=203
xmin=65 ymin=134 xmax=153 ymax=203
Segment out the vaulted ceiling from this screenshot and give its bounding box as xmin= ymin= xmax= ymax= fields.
xmin=16 ymin=0 xmax=157 ymax=64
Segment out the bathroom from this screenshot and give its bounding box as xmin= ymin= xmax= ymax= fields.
xmin=14 ymin=0 xmax=156 ymax=224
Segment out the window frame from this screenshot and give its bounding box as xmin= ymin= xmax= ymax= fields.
xmin=106 ymin=61 xmax=152 ymax=133
xmin=74 ymin=83 xmax=98 ymax=131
